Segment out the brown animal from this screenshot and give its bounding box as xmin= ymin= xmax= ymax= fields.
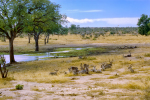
xmin=80 ymin=63 xmax=84 ymax=70
xmin=101 ymin=63 xmax=106 ymax=71
xmin=68 ymin=67 xmax=78 ymax=73
xmin=124 ymin=51 xmax=131 ymax=57
xmin=49 ymin=69 xmax=59 ymax=75
xmin=128 ymin=65 xmax=134 ymax=73
xmin=93 ymin=66 xmax=102 ymax=73
xmin=90 ymin=66 xmax=96 ymax=72
xmin=104 ymin=59 xmax=113 ymax=69
xmin=83 ymin=64 xmax=89 ymax=74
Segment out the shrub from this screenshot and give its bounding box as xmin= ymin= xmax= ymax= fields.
xmin=93 ymin=38 xmax=96 ymax=40
xmin=15 ymin=84 xmax=24 ymax=90
xmin=110 ymin=31 xmax=115 ymax=35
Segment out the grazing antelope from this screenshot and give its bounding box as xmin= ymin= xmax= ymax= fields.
xmin=128 ymin=65 xmax=134 ymax=73
xmin=78 ymin=69 xmax=87 ymax=74
xmin=123 ymin=51 xmax=131 ymax=57
xmin=80 ymin=63 xmax=84 ymax=70
xmin=101 ymin=63 xmax=106 ymax=71
xmin=90 ymin=66 xmax=96 ymax=72
xmin=79 ymin=56 xmax=83 ymax=59
xmin=49 ymin=70 xmax=59 ymax=75
xmin=72 ymin=69 xmax=78 ymax=75
xmin=68 ymin=66 xmax=79 ymax=75
xmin=68 ymin=67 xmax=78 ymax=73
xmin=94 ymin=66 xmax=102 ymax=73
xmin=83 ymin=64 xmax=89 ymax=74
xmin=96 ymin=69 xmax=102 ymax=73
xmin=64 ymin=71 xmax=67 ymax=74
xmin=104 ymin=59 xmax=113 ymax=69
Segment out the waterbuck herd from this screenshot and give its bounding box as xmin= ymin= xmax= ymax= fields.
xmin=49 ymin=50 xmax=135 ymax=76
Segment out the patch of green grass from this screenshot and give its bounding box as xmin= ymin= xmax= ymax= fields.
xmin=72 ymin=57 xmax=97 ymax=62
xmin=25 ymin=53 xmax=47 ymax=56
xmin=54 ymin=48 xmax=73 ymax=51
xmin=39 ymin=56 xmax=65 ymax=59
xmin=93 ymin=38 xmax=96 ymax=40
xmin=51 ymin=47 xmax=107 ymax=57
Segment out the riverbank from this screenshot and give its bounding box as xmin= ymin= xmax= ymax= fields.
xmin=1 ymin=34 xmax=150 ymax=99
xmin=1 ymin=34 xmax=150 ymax=54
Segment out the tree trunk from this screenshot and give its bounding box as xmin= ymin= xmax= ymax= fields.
xmin=28 ymin=34 xmax=31 ymax=43
xmin=44 ymin=37 xmax=46 ymax=45
xmin=9 ymin=38 xmax=15 ymax=64
xmin=47 ymin=34 xmax=49 ymax=43
xmin=4 ymin=36 xmax=6 ymax=42
xmin=29 ymin=37 xmax=30 ymax=43
xmin=0 ymin=64 xmax=3 ymax=78
xmin=34 ymin=35 xmax=39 ymax=51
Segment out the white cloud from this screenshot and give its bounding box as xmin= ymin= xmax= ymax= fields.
xmin=67 ymin=9 xmax=103 ymax=12
xmin=67 ymin=17 xmax=94 ymax=23
xmin=67 ymin=17 xmax=139 ymax=25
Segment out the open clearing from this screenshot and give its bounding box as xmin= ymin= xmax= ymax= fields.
xmin=1 ymin=34 xmax=150 ymax=100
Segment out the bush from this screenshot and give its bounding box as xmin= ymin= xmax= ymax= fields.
xmin=93 ymin=38 xmax=96 ymax=40
xmin=110 ymin=31 xmax=115 ymax=35
xmin=85 ymin=36 xmax=90 ymax=39
xmin=15 ymin=84 xmax=24 ymax=90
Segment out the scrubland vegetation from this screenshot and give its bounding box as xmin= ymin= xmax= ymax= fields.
xmin=0 ymin=0 xmax=150 ymax=99
xmin=0 ymin=34 xmax=150 ymax=100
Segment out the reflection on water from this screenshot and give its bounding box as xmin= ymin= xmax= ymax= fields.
xmin=4 ymin=48 xmax=84 ymax=63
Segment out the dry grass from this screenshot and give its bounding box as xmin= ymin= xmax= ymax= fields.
xmin=1 ymin=34 xmax=150 ymax=53
xmin=95 ymin=81 xmax=150 ymax=90
xmin=86 ymin=89 xmax=105 ymax=97
xmin=1 ymin=34 xmax=150 ymax=99
xmin=0 ymin=96 xmax=14 ymax=100
xmin=1 ymin=34 xmax=150 ymax=46
xmin=108 ymin=74 xmax=120 ymax=79
xmin=31 ymin=86 xmax=46 ymax=92
xmin=0 ymin=78 xmax=14 ymax=89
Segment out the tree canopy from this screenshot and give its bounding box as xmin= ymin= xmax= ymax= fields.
xmin=0 ymin=0 xmax=30 ymax=63
xmin=137 ymin=14 xmax=150 ymax=36
xmin=0 ymin=0 xmax=67 ymax=63
xmin=26 ymin=0 xmax=67 ymax=51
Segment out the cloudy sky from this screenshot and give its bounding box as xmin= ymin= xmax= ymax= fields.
xmin=50 ymin=0 xmax=150 ymax=27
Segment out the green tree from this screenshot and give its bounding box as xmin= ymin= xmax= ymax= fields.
xmin=0 ymin=0 xmax=29 ymax=63
xmin=27 ymin=0 xmax=67 ymax=51
xmin=70 ymin=24 xmax=76 ymax=34
xmin=137 ymin=14 xmax=150 ymax=36
xmin=59 ymin=25 xmax=68 ymax=35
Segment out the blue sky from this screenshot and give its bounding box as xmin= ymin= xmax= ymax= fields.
xmin=50 ymin=0 xmax=150 ymax=27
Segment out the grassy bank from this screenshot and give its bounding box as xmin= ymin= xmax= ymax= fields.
xmin=1 ymin=34 xmax=150 ymax=99
xmin=1 ymin=34 xmax=150 ymax=54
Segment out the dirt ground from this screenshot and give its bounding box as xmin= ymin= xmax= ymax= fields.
xmin=0 ymin=35 xmax=150 ymax=100
xmin=1 ymin=42 xmax=150 ymax=100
